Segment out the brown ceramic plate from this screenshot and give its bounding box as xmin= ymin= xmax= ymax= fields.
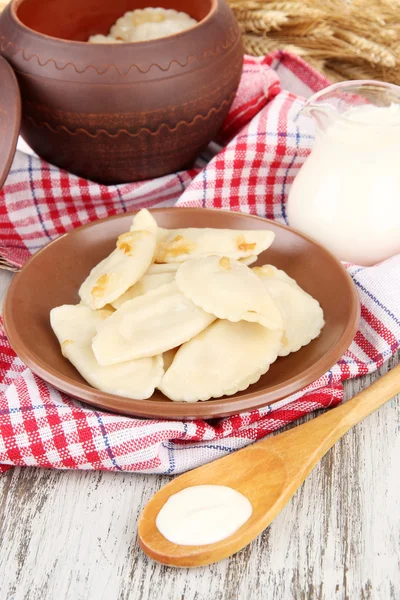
xmin=3 ymin=208 xmax=359 ymax=419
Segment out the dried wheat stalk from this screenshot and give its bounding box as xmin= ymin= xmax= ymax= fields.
xmin=228 ymin=0 xmax=400 ymax=84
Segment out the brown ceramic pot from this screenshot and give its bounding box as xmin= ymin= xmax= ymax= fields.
xmin=0 ymin=0 xmax=243 ymax=184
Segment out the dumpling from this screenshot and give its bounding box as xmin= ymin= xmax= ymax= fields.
xmin=111 ymin=271 xmax=175 ymax=309
xmin=50 ymin=304 xmax=163 ymax=399
xmin=159 ymin=320 xmax=283 ymax=402
xmin=89 ymin=34 xmax=122 ymax=43
xmin=176 ymin=256 xmax=283 ymax=330
xmin=79 ymin=209 xmax=157 ymax=310
xmin=147 ymin=262 xmax=180 ymax=274
xmin=92 ymin=281 xmax=216 ymax=365
xmin=154 ymin=226 xmax=275 ymax=263
xmin=147 ymin=257 xmax=255 ymax=272
xmin=252 ymin=265 xmax=296 ymax=285
xmin=109 ymin=8 xmax=197 ymax=43
xmin=239 ymin=255 xmax=258 ymax=266
xmin=129 ymin=208 xmax=158 ymax=234
xmin=253 ymin=265 xmax=325 ymax=356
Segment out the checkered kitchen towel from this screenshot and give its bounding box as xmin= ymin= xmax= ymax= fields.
xmin=1 ymin=51 xmax=400 ymax=475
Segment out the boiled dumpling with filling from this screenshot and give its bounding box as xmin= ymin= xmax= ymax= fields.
xmin=146 ymin=262 xmax=181 ymax=274
xmin=253 ymin=265 xmax=325 ymax=356
xmin=155 ymin=226 xmax=274 ymax=263
xmin=159 ymin=320 xmax=283 ymax=402
xmin=50 ymin=304 xmax=163 ymax=399
xmin=111 ymin=271 xmax=175 ymax=309
xmin=253 ymin=265 xmax=296 ymax=285
xmin=239 ymin=255 xmax=258 ymax=266
xmin=176 ymin=256 xmax=283 ymax=330
xmin=147 ymin=256 xmax=255 ymax=272
xmin=129 ymin=207 xmax=158 ymax=234
xmin=92 ymin=281 xmax=215 ymax=365
xmin=79 ymin=209 xmax=157 ymax=310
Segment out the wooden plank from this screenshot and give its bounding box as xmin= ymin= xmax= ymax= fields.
xmin=0 ymin=271 xmax=399 ymax=599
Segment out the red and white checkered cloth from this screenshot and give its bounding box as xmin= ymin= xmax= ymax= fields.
xmin=1 ymin=51 xmax=399 ymax=475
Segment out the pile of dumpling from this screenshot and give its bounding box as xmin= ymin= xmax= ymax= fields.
xmin=50 ymin=209 xmax=325 ymax=403
xmin=88 ymin=8 xmax=197 ymax=44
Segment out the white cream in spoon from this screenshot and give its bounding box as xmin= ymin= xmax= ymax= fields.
xmin=155 ymin=485 xmax=253 ymax=546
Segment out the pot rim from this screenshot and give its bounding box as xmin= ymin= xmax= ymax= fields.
xmin=9 ymin=0 xmax=218 ymax=46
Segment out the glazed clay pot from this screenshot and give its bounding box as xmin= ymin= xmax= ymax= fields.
xmin=0 ymin=0 xmax=243 ymax=184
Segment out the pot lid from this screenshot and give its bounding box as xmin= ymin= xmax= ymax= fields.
xmin=0 ymin=56 xmax=21 ymax=191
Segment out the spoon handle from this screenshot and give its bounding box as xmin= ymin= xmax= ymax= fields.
xmin=328 ymin=361 xmax=400 ymax=427
xmin=257 ymin=362 xmax=400 ymax=485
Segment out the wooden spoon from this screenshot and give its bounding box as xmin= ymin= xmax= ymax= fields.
xmin=138 ymin=364 xmax=400 ymax=567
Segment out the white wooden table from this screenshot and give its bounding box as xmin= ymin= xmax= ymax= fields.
xmin=0 ymin=269 xmax=399 ymax=600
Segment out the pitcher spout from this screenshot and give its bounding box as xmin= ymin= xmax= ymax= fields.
xmin=301 ymin=79 xmax=400 ymax=131
xmin=301 ymin=98 xmax=337 ymax=130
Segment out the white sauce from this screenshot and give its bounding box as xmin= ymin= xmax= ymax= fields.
xmin=155 ymin=485 xmax=253 ymax=546
xmin=287 ymin=103 xmax=400 ymax=266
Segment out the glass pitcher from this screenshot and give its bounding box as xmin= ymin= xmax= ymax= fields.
xmin=287 ymin=80 xmax=400 ymax=266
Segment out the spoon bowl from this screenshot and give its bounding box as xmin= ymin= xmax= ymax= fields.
xmin=139 ymin=446 xmax=287 ymax=566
